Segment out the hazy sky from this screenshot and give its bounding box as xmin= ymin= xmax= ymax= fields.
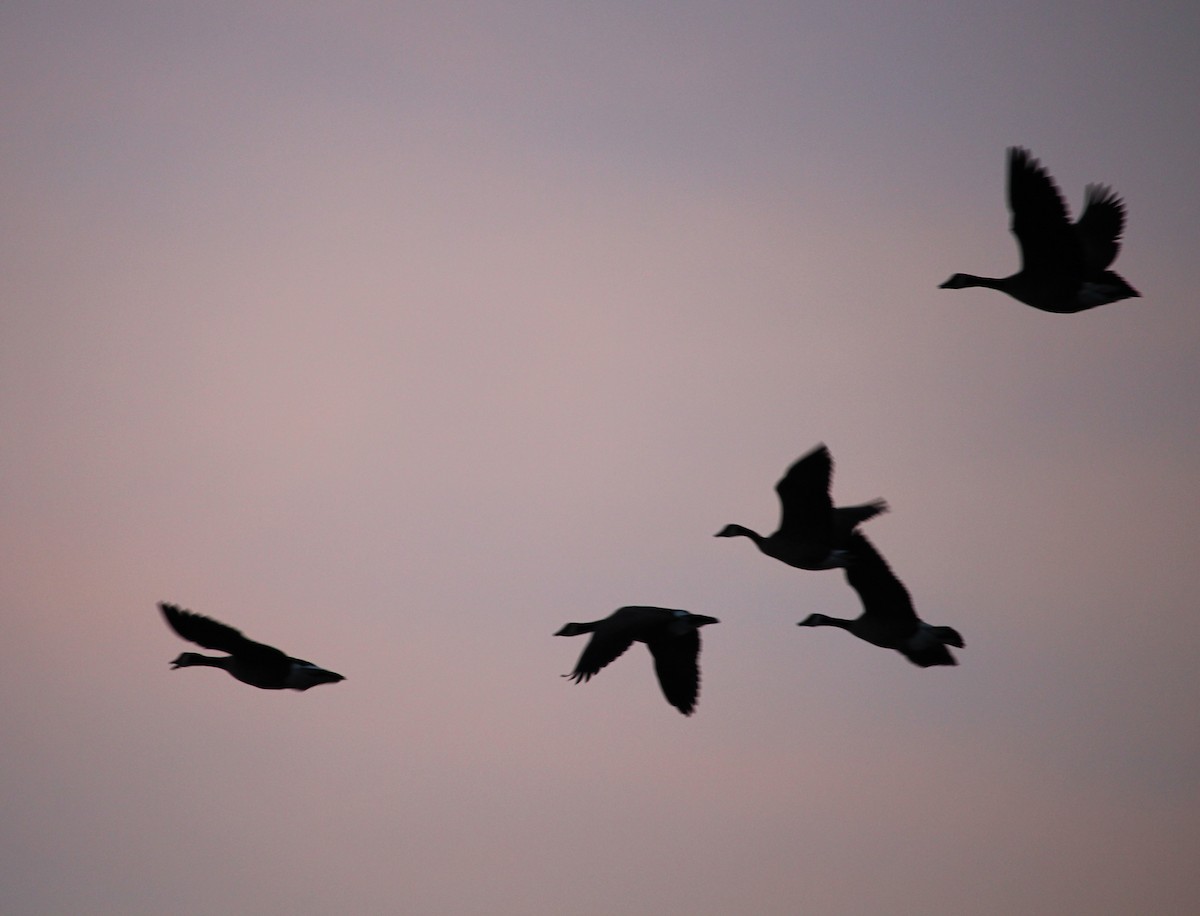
xmin=3 ymin=2 xmax=1199 ymax=914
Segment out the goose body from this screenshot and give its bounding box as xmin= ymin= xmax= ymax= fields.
xmin=716 ymin=444 xmax=887 ymax=570
xmin=159 ymin=602 xmax=345 ymax=690
xmin=796 ymin=534 xmax=963 ymax=667
xmin=939 ymin=146 xmax=1138 ymax=313
xmin=556 ymin=606 xmax=719 ymax=715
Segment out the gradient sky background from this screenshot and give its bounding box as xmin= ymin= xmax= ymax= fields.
xmin=3 ymin=2 xmax=1199 ymax=914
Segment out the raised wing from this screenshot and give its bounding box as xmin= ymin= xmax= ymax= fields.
xmin=159 ymin=602 xmax=284 ymax=664
xmin=647 ymin=630 xmax=701 ymax=715
xmin=1075 ymin=183 xmax=1127 ymax=271
xmin=842 ymin=534 xmax=918 ymax=627
xmin=1008 ymin=147 xmax=1079 ymax=276
xmin=775 ymin=444 xmax=834 ymax=539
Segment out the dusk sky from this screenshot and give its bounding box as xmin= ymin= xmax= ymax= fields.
xmin=3 ymin=2 xmax=1199 ymax=914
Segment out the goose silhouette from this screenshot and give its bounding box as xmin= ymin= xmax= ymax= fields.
xmin=796 ymin=534 xmax=963 ymax=667
xmin=556 ymin=606 xmax=719 ymax=715
xmin=716 ymin=444 xmax=887 ymax=570
xmin=159 ymin=602 xmax=345 ymax=690
xmin=940 ymin=146 xmax=1138 ymax=312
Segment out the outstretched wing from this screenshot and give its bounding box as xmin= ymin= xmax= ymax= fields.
xmin=567 ymin=630 xmax=638 ymax=684
xmin=775 ymin=444 xmax=834 ymax=539
xmin=1075 ymin=183 xmax=1127 ymax=271
xmin=159 ymin=602 xmax=284 ymax=664
xmin=1008 ymin=147 xmax=1079 ymax=276
xmin=647 ymin=630 xmax=702 ymax=715
xmin=842 ymin=535 xmax=917 ymax=627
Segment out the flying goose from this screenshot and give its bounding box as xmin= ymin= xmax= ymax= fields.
xmin=939 ymin=146 xmax=1139 ymax=312
xmin=796 ymin=533 xmax=963 ymax=667
xmin=715 ymin=444 xmax=887 ymax=570
xmin=159 ymin=602 xmax=345 ymax=690
xmin=556 ymin=606 xmax=719 ymax=715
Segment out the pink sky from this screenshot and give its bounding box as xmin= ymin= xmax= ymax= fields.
xmin=3 ymin=2 xmax=1199 ymax=913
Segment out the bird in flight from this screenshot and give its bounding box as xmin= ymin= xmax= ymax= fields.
xmin=159 ymin=602 xmax=345 ymax=690
xmin=716 ymin=443 xmax=887 ymax=570
xmin=939 ymin=146 xmax=1138 ymax=312
xmin=796 ymin=533 xmax=963 ymax=667
xmin=556 ymin=606 xmax=719 ymax=715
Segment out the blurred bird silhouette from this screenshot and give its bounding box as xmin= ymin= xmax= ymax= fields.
xmin=940 ymin=146 xmax=1138 ymax=312
xmin=556 ymin=606 xmax=719 ymax=715
xmin=796 ymin=533 xmax=963 ymax=667
xmin=715 ymin=443 xmax=887 ymax=570
xmin=159 ymin=602 xmax=345 ymax=690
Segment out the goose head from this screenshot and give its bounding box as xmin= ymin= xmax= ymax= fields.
xmin=170 ymin=651 xmax=208 ymax=669
xmin=796 ymin=614 xmax=833 ymax=628
xmin=714 ymin=524 xmax=756 ymax=539
xmin=554 ymin=622 xmax=589 ymax=637
xmin=939 ymin=273 xmax=988 ymax=289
